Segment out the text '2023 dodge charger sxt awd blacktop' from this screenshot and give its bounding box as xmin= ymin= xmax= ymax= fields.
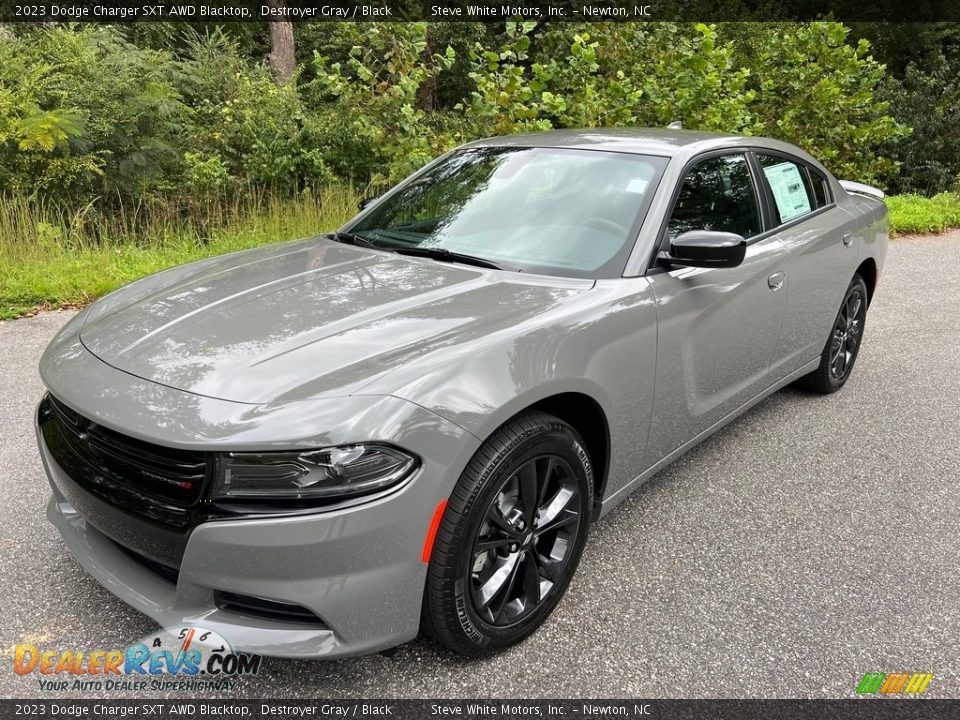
xmin=37 ymin=129 xmax=887 ymax=658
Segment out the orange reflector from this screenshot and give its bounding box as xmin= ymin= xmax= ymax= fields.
xmin=421 ymin=499 xmax=448 ymax=564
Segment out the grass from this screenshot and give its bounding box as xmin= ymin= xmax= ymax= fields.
xmin=1 ymin=187 xmax=958 ymax=321
xmin=0 ymin=186 xmax=359 ymax=320
xmin=886 ymin=192 xmax=960 ymax=236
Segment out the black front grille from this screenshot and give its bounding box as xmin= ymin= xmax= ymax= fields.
xmin=39 ymin=395 xmax=211 ymax=530
xmin=215 ymin=591 xmax=327 ymax=626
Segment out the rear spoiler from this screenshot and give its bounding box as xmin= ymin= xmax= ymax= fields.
xmin=839 ymin=180 xmax=885 ymax=200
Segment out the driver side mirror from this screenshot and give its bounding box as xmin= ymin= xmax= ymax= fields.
xmin=358 ymin=196 xmax=380 ymax=211
xmin=662 ymin=230 xmax=747 ymax=269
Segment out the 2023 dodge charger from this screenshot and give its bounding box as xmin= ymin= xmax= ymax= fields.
xmin=37 ymin=129 xmax=887 ymax=657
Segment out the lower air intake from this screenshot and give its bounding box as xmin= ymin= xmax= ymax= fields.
xmin=214 ymin=591 xmax=327 ymax=626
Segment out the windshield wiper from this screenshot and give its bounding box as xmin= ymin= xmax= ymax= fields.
xmin=329 ymin=232 xmax=507 ymax=271
xmin=327 ymin=231 xmax=381 ymax=250
xmin=389 ymin=246 xmax=506 ymax=271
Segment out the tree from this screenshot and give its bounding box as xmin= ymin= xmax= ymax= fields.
xmin=266 ymin=0 xmax=295 ymax=83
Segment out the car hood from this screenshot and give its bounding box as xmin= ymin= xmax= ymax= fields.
xmin=79 ymin=237 xmax=593 ymax=404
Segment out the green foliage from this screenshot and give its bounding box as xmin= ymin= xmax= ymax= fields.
xmin=883 ymin=61 xmax=960 ymax=195
xmin=13 ymin=109 xmax=85 ymax=152
xmin=861 ymin=24 xmax=960 ymax=195
xmin=182 ymin=152 xmax=230 ymax=192
xmin=457 ymin=22 xmax=898 ymax=187
xmin=0 ymin=26 xmax=189 ymax=198
xmin=458 ymin=23 xmax=754 ymax=137
xmin=307 ymin=23 xmax=456 ymax=184
xmin=1 ymin=20 xmax=955 ymax=319
xmin=458 ymin=22 xmax=554 ymax=136
xmin=0 ymin=186 xmax=360 ymax=319
xmin=178 ymin=28 xmax=332 ymax=191
xmin=885 ymin=193 xmax=960 ymax=236
xmin=0 ymin=21 xmax=916 ymax=199
xmin=625 ymin=23 xmax=755 ymax=132
xmin=458 ymin=23 xmax=643 ymax=131
xmin=724 ymin=22 xmax=909 ymax=186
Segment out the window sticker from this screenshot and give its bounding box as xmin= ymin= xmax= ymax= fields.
xmin=625 ymin=177 xmax=649 ymax=194
xmin=763 ymin=161 xmax=811 ymax=221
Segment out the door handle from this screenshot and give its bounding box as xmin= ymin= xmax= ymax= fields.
xmin=767 ymin=272 xmax=785 ymax=291
xmin=842 ymin=233 xmax=854 ymax=247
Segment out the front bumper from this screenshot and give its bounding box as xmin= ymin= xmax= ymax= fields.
xmin=37 ymin=403 xmax=479 ymax=659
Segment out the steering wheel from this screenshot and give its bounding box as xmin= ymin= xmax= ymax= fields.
xmin=581 ymin=217 xmax=630 ymax=237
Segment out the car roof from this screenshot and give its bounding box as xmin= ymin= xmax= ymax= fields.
xmin=463 ymin=128 xmax=748 ymax=158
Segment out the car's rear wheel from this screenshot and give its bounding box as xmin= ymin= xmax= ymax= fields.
xmin=796 ymin=274 xmax=869 ymax=394
xmin=421 ymin=411 xmax=593 ymax=656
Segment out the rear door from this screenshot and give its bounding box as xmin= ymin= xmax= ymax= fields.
xmin=751 ymin=152 xmax=862 ymax=380
xmin=645 ymin=152 xmax=788 ymax=463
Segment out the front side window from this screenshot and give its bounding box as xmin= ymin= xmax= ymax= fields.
xmin=667 ymin=154 xmax=761 ymax=241
xmin=756 ymin=154 xmax=816 ymax=224
xmin=347 ymin=147 xmax=668 ymax=278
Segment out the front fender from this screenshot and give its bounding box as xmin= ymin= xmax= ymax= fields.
xmin=360 ymin=277 xmax=660 ymax=505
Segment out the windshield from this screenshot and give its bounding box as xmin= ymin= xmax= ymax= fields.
xmin=345 ymin=147 xmax=668 ymax=278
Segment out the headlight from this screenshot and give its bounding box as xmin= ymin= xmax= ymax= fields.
xmin=213 ymin=444 xmax=418 ymax=501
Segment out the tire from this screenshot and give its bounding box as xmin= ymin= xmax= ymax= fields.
xmin=795 ymin=274 xmax=869 ymax=394
xmin=421 ymin=411 xmax=594 ymax=656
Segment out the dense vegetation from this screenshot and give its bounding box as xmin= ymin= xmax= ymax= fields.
xmin=0 ymin=21 xmax=915 ymax=197
xmin=1 ymin=21 xmax=959 ymax=318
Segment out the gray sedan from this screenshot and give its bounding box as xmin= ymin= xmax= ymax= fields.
xmin=36 ymin=129 xmax=887 ymax=658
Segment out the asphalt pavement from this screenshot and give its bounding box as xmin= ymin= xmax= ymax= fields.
xmin=1 ymin=233 xmax=958 ymax=699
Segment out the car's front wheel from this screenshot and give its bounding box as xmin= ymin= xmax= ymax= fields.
xmin=796 ymin=273 xmax=869 ymax=394
xmin=421 ymin=411 xmax=593 ymax=656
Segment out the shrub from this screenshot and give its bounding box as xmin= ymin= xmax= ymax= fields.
xmin=616 ymin=23 xmax=755 ymax=132
xmin=456 ymin=22 xmax=902 ymax=188
xmin=0 ymin=22 xmax=915 ymax=196
xmin=459 ymin=23 xmax=754 ymax=136
xmin=886 ymin=193 xmax=960 ymax=235
xmin=177 ymin=28 xmax=333 ymax=192
xmin=726 ymin=22 xmax=909 ymax=186
xmin=307 ymin=23 xmax=457 ymax=184
xmin=881 ymin=53 xmax=960 ymax=195
xmin=0 ymin=26 xmax=189 ymax=199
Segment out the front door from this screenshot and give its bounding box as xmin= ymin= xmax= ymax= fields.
xmin=645 ymin=152 xmax=788 ymax=463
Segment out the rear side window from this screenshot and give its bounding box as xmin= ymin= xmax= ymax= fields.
xmin=756 ymin=154 xmax=815 ymax=224
xmin=667 ymin=154 xmax=761 ymax=240
xmin=808 ymin=167 xmax=831 ymax=208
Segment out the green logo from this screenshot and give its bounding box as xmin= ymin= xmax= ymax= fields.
xmin=856 ymin=672 xmax=932 ymax=695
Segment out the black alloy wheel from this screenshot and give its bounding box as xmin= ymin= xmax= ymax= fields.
xmin=828 ymin=284 xmax=866 ymax=381
xmin=469 ymin=455 xmax=581 ymax=627
xmin=796 ymin=273 xmax=869 ymax=394
xmin=421 ymin=411 xmax=594 ymax=655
